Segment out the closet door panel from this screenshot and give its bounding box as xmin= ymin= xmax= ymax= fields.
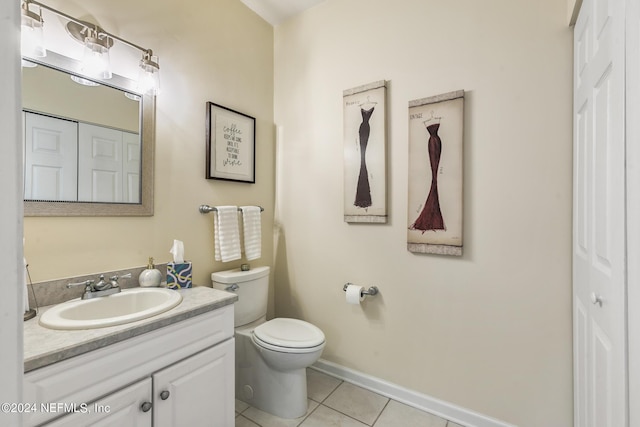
xmin=573 ymin=0 xmax=627 ymax=425
xmin=24 ymin=112 xmax=78 ymax=201
xmin=78 ymin=123 xmax=123 ymax=202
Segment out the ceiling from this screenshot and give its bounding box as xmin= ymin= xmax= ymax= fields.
xmin=240 ymin=0 xmax=325 ymax=26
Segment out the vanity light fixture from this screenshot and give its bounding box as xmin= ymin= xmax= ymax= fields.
xmin=137 ymin=51 xmax=160 ymax=95
xmin=20 ymin=0 xmax=161 ymax=95
xmin=20 ymin=0 xmax=45 ymax=58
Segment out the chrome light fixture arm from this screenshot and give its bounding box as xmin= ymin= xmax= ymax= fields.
xmin=22 ymin=0 xmax=160 ymax=94
xmin=24 ymin=0 xmax=152 ymax=54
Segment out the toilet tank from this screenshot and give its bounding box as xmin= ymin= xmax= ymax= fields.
xmin=211 ymin=266 xmax=270 ymax=327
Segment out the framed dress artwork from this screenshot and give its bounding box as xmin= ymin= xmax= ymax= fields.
xmin=407 ymin=90 xmax=464 ymax=256
xmin=343 ymin=80 xmax=387 ymax=223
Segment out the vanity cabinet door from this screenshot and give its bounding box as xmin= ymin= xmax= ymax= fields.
xmin=44 ymin=378 xmax=152 ymax=427
xmin=153 ymin=338 xmax=234 ymax=427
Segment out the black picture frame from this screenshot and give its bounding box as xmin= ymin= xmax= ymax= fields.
xmin=206 ymin=102 xmax=256 ymax=183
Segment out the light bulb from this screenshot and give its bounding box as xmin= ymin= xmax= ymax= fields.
xmin=81 ymin=30 xmax=112 ymax=79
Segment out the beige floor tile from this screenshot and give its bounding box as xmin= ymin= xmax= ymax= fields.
xmin=243 ymin=399 xmax=319 ymax=427
xmin=446 ymin=422 xmax=466 ymax=427
xmin=236 ymin=398 xmax=250 ymax=414
xmin=236 ymin=415 xmax=260 ymax=427
xmin=307 ymin=368 xmax=342 ymax=402
xmin=323 ymin=382 xmax=389 ymax=425
xmin=374 ymin=400 xmax=447 ymax=427
xmin=300 ymin=405 xmax=369 ymax=427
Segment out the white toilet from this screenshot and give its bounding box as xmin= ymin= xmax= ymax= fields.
xmin=211 ymin=266 xmax=325 ymax=419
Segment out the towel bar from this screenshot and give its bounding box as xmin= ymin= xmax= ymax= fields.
xmin=199 ymin=204 xmax=264 ymax=214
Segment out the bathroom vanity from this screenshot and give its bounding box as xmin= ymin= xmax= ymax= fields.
xmin=23 ymin=286 xmax=237 ymax=426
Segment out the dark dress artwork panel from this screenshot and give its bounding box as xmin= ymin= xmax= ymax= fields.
xmin=354 ymin=106 xmax=375 ymax=208
xmin=343 ymin=81 xmax=387 ymax=223
xmin=407 ymin=91 xmax=464 ymax=256
xmin=410 ymin=122 xmax=445 ymax=232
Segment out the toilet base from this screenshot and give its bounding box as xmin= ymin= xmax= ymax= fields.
xmin=235 ymin=329 xmax=310 ymax=419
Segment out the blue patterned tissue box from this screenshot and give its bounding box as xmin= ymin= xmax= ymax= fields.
xmin=167 ymin=262 xmax=192 ymax=289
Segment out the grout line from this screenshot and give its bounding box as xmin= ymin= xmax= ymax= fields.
xmin=317 ymin=376 xmax=389 ymax=426
xmin=236 ymin=400 xmax=250 ymax=415
xmin=296 ymin=401 xmax=322 ymax=427
xmin=370 ymin=399 xmax=391 ymax=426
xmin=317 ymin=403 xmax=377 ymax=426
xmin=319 ymin=378 xmax=344 ymax=404
xmin=237 ymin=414 xmax=259 ymax=427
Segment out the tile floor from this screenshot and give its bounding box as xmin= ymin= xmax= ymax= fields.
xmin=235 ymin=368 xmax=466 ymax=427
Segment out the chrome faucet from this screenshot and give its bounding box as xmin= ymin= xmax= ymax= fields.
xmin=67 ymin=273 xmax=131 ymax=300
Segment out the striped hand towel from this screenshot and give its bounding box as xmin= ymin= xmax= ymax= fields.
xmin=240 ymin=206 xmax=262 ymax=261
xmin=214 ymin=206 xmax=242 ymax=262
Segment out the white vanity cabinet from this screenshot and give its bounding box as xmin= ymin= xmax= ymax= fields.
xmin=24 ymin=305 xmax=235 ymax=427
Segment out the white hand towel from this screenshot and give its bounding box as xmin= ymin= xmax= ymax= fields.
xmin=214 ymin=206 xmax=242 ymax=262
xmin=240 ymin=206 xmax=262 ymax=261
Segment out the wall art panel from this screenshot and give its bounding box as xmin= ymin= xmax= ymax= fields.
xmin=343 ymin=80 xmax=387 ymax=223
xmin=407 ymin=90 xmax=464 ymax=256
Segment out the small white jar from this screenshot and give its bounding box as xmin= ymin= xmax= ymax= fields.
xmin=139 ymin=257 xmax=162 ymax=287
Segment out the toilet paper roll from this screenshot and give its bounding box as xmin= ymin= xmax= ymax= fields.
xmin=346 ymin=284 xmax=365 ymax=305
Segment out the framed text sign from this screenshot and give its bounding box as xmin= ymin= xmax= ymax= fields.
xmin=206 ymin=102 xmax=256 ymax=183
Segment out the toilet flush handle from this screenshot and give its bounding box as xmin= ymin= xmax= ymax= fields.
xmin=225 ymin=283 xmax=239 ymax=292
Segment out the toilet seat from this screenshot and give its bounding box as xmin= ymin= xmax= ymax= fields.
xmin=253 ymin=318 xmax=325 ymax=353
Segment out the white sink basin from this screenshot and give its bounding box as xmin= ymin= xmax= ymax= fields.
xmin=39 ymin=288 xmax=183 ymax=330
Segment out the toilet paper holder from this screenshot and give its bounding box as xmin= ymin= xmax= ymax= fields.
xmin=343 ymin=283 xmax=379 ymax=297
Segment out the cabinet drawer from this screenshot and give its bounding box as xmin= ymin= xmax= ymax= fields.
xmin=24 ymin=305 xmax=233 ymax=426
xmin=43 ymin=378 xmax=152 ymax=427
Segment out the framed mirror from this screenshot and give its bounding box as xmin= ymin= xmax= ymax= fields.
xmin=22 ymin=51 xmax=155 ymax=216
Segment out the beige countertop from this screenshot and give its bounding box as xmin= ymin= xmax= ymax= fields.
xmin=24 ymin=286 xmax=237 ymax=373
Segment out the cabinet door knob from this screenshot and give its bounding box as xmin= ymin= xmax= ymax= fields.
xmin=590 ymin=293 xmax=603 ymax=306
xmin=140 ymin=401 xmax=152 ymax=412
xmin=160 ymin=390 xmax=170 ymax=400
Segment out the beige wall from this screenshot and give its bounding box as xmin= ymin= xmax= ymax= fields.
xmin=273 ymin=1 xmax=573 ymax=426
xmin=23 ymin=0 xmax=275 ymax=313
xmin=23 ymin=64 xmax=139 ymax=132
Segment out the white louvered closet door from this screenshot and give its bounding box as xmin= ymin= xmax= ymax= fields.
xmin=573 ymin=0 xmax=627 ymax=425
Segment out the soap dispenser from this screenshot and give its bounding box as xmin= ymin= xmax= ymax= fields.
xmin=139 ymin=257 xmax=162 ymax=287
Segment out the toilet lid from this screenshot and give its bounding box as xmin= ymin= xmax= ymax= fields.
xmin=253 ymin=318 xmax=325 ymax=349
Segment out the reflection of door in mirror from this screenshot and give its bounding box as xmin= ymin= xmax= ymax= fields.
xmin=22 ymin=61 xmax=141 ymax=203
xmin=23 ymin=112 xmax=78 ymax=201
xmin=77 ymin=123 xmax=140 ymax=203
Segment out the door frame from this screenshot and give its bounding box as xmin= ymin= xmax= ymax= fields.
xmin=0 ymin=1 xmax=24 ymax=426
xmin=625 ymin=0 xmax=640 ymax=423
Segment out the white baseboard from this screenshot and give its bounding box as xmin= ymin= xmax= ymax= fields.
xmin=311 ymin=359 xmax=517 ymax=427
